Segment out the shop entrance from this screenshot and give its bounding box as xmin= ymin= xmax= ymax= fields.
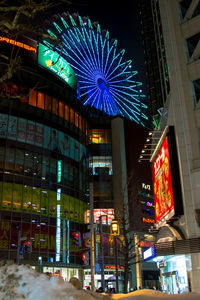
xmin=162 ymin=271 xmax=179 ymax=294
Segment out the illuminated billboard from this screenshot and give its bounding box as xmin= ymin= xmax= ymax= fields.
xmin=151 ymin=126 xmax=183 ymax=228
xmin=38 ymin=43 xmax=77 ymax=90
xmin=152 ymin=136 xmax=175 ymax=225
xmin=84 ymin=209 xmax=115 ymax=225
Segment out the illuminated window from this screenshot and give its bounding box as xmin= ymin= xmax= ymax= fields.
xmin=89 ymin=129 xmax=111 ymax=144
xmin=45 ymin=94 xmax=52 ymax=112
xmin=37 ymin=92 xmax=44 ymax=109
xmin=75 ymin=112 xmax=79 ymax=128
xmin=52 ymin=98 xmax=58 ymax=115
xmin=79 ymin=115 xmax=82 ymax=130
xmin=29 ymin=89 xmax=37 ymax=107
xmin=59 ymin=101 xmax=64 ymax=119
xmin=70 ymin=108 xmax=74 ymax=125
xmin=65 ymin=105 xmax=69 ymax=121
xmin=89 ymin=156 xmax=113 ymax=175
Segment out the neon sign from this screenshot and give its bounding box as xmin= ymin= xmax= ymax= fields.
xmin=0 ymin=36 xmax=37 ymax=53
xmin=142 ymin=217 xmax=155 ymax=224
xmin=38 ymin=43 xmax=77 ymax=89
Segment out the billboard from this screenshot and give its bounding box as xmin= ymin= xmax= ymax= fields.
xmin=151 ymin=126 xmax=183 ymax=228
xmin=38 ymin=43 xmax=77 ymax=90
xmin=0 ymin=113 xmax=87 ymax=164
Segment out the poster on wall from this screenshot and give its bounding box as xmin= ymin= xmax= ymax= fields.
xmin=0 ymin=113 xmax=86 ymax=164
xmin=151 ymin=126 xmax=183 ymax=228
xmin=152 ymin=136 xmax=175 ymax=225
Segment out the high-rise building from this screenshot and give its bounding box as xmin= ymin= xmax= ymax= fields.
xmin=139 ymin=0 xmax=200 ymax=293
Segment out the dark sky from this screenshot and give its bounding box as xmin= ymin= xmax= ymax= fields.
xmin=67 ymin=0 xmax=147 ymax=91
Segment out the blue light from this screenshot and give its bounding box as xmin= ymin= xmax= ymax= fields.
xmin=42 ymin=13 xmax=149 ymax=125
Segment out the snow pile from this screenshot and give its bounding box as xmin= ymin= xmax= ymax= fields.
xmin=0 ymin=262 xmax=200 ymax=300
xmin=0 ymin=261 xmax=108 ymax=300
xmin=111 ymin=289 xmax=200 ymax=300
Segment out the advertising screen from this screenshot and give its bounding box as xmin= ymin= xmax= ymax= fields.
xmin=152 ymin=136 xmax=175 ymax=226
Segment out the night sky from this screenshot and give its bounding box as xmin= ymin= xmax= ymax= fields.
xmin=60 ymin=0 xmax=147 ymax=92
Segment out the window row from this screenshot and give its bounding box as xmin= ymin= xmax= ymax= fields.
xmin=0 ymin=147 xmax=88 ymax=193
xmin=0 ymin=182 xmax=89 ymax=223
xmin=0 ymin=113 xmax=87 ymax=163
xmin=0 ymin=219 xmax=85 ymax=255
xmin=0 ymin=82 xmax=88 ymax=134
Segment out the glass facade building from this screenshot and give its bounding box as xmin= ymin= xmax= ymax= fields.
xmin=0 ymin=38 xmax=90 ymax=270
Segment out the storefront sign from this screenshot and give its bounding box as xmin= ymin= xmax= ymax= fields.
xmin=152 ymin=136 xmax=175 ymax=226
xmin=143 ymin=246 xmax=155 ymax=260
xmin=38 ymin=43 xmax=77 ymax=89
xmin=0 ymin=36 xmax=37 ymax=53
xmin=142 ymin=217 xmax=155 ymax=224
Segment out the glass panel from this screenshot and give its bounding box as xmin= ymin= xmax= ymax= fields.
xmin=75 ymin=112 xmax=79 ymax=128
xmin=59 ymin=101 xmax=64 ymax=119
xmin=32 ymin=187 xmax=40 ymax=213
xmin=52 ymin=98 xmax=58 ymax=115
xmin=70 ymin=108 xmax=74 ymax=125
xmin=79 ymin=115 xmax=82 ymax=130
xmin=5 ymin=147 xmax=15 ymax=171
xmin=29 ymin=89 xmax=37 ymax=107
xmin=41 ymin=190 xmax=48 ymax=215
xmin=49 ymin=190 xmax=56 ymax=217
xmin=45 ymin=94 xmax=52 ymax=112
xmin=37 ymin=92 xmax=44 ymax=109
xmin=69 ymin=196 xmax=75 ymax=221
xmin=63 ymin=194 xmax=70 ymax=219
xmin=65 ymin=105 xmax=69 ymax=121
xmin=13 ymin=183 xmax=22 ymax=211
xmin=23 ymin=185 xmax=32 ymax=212
xmin=2 ymin=182 xmax=12 ymax=209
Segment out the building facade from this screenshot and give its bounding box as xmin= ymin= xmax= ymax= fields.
xmin=139 ymin=0 xmax=200 ymax=293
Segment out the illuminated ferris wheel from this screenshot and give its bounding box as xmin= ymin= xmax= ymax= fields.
xmin=42 ymin=12 xmax=148 ymax=125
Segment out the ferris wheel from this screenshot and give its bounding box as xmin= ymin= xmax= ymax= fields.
xmin=42 ymin=12 xmax=149 ymax=125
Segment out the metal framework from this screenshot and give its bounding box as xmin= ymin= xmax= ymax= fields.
xmin=42 ymin=12 xmax=149 ymax=125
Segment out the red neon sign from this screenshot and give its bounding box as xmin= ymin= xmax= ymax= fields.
xmin=152 ymin=136 xmax=175 ymax=225
xmin=0 ymin=36 xmax=37 ymax=53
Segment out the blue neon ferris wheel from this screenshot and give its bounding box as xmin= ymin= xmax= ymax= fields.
xmin=42 ymin=12 xmax=149 ymax=125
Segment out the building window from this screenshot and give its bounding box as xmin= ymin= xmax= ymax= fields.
xmin=89 ymin=156 xmax=113 ymax=175
xmin=52 ymin=98 xmax=58 ymax=115
xmin=59 ymin=101 xmax=64 ymax=119
xmin=37 ymin=92 xmax=44 ymax=109
xmin=45 ymin=94 xmax=52 ymax=112
xmin=29 ymin=89 xmax=37 ymax=107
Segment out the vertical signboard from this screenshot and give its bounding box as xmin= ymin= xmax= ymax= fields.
xmin=151 ymin=126 xmax=183 ymax=228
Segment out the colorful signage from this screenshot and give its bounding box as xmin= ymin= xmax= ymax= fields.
xmin=142 ymin=217 xmax=155 ymax=224
xmin=0 ymin=113 xmax=87 ymax=164
xmin=0 ymin=36 xmax=37 ymax=53
xmin=152 ymin=136 xmax=175 ymax=226
xmin=84 ymin=208 xmax=115 ymax=225
xmin=143 ymin=246 xmax=155 ymax=260
xmin=38 ymin=43 xmax=77 ymax=89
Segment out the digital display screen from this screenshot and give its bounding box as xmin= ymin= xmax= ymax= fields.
xmin=152 ymin=136 xmax=175 ymax=226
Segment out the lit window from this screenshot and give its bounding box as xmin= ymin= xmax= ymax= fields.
xmin=37 ymin=92 xmax=44 ymax=109
xmin=29 ymin=90 xmax=37 ymax=107
xmin=59 ymin=101 xmax=64 ymax=118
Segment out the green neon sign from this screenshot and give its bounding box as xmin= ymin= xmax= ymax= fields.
xmin=38 ymin=43 xmax=77 ymax=89
xmin=57 ymin=160 xmax=62 ymax=183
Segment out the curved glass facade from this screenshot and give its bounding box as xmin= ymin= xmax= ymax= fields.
xmin=0 ymin=78 xmax=89 ymax=266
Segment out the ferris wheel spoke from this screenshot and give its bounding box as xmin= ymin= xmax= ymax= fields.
xmin=43 ymin=13 xmax=149 ymax=126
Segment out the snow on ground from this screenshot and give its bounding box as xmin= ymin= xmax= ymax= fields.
xmin=111 ymin=289 xmax=200 ymax=300
xmin=0 ymin=262 xmax=200 ymax=300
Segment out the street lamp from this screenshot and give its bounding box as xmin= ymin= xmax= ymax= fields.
xmin=110 ymin=220 xmax=120 ymax=293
